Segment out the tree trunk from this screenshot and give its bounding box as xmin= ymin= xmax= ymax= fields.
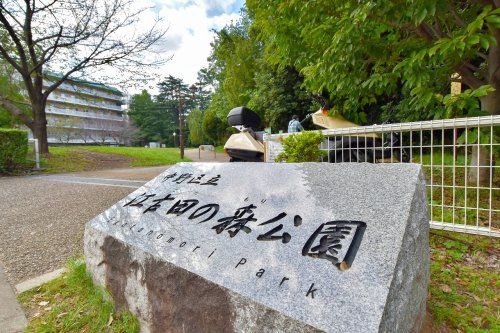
xmin=468 ymin=26 xmax=500 ymax=187
xmin=468 ymin=88 xmax=499 ymax=186
xmin=32 ymin=100 xmax=49 ymax=154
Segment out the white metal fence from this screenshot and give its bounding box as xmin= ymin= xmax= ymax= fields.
xmin=264 ymin=115 xmax=500 ymax=237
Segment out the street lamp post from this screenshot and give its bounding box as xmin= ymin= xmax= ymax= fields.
xmin=177 ymin=84 xmax=184 ymax=159
xmin=173 ymin=132 xmax=176 ymax=147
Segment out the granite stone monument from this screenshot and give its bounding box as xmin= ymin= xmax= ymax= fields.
xmin=84 ymin=162 xmax=429 ymax=333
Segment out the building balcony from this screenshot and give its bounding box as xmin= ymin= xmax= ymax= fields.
xmin=47 ymin=95 xmax=124 ymax=112
xmin=46 ymin=107 xmax=124 ymax=121
xmin=47 ymin=137 xmax=120 ymax=144
xmin=43 ymin=81 xmax=123 ymax=102
xmin=48 ymin=124 xmax=124 ymax=132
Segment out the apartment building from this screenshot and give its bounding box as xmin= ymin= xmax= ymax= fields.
xmin=43 ymin=72 xmax=126 ymax=144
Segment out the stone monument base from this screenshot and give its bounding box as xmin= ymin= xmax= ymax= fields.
xmin=85 ymin=228 xmax=319 ymax=333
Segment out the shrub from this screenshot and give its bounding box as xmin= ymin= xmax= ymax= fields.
xmin=275 ymin=130 xmax=326 ymax=162
xmin=0 ymin=128 xmax=28 ymax=172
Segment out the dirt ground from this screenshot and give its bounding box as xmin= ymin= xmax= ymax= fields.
xmin=72 ymin=149 xmax=132 ymax=170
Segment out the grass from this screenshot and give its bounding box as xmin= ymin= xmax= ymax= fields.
xmin=36 ymin=146 xmax=190 ymax=173
xmin=38 ymin=147 xmax=94 ymax=173
xmin=428 ymin=230 xmax=499 ymax=332
xmin=79 ymin=146 xmax=190 ymax=167
xmin=18 ymin=259 xmax=139 ymax=333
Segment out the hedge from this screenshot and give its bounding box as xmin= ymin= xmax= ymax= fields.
xmin=0 ymin=128 xmax=28 ymax=173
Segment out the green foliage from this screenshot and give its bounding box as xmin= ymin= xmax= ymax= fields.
xmin=0 ymin=107 xmax=16 ymax=127
xmin=438 ymin=85 xmax=493 ymax=119
xmin=202 ymin=105 xmax=228 ymax=145
xmin=247 ymin=65 xmax=318 ymax=131
xmin=0 ymin=60 xmax=29 ymax=127
xmin=187 ymin=108 xmax=205 ymax=146
xmin=208 ymin=11 xmax=259 ymax=111
xmin=247 ymin=1 xmax=500 ymax=119
xmin=276 ymin=131 xmax=326 ymax=162
xmin=128 ymin=90 xmax=169 ymax=144
xmin=202 ymin=9 xmax=317 ymax=142
xmin=18 ymin=259 xmax=139 ymax=333
xmin=0 ymin=128 xmax=27 ymax=173
xmin=130 ymin=75 xmax=211 ymax=146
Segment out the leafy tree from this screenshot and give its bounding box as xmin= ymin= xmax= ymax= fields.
xmin=202 ymin=94 xmax=230 ymax=146
xmin=248 ymin=0 xmax=500 ymax=184
xmin=207 ymin=10 xmax=260 ymax=119
xmin=203 ymin=8 xmax=316 ymax=139
xmin=157 ymin=75 xmax=200 ymax=151
xmin=128 ymin=90 xmax=174 ymax=145
xmin=195 ymin=67 xmax=215 ymax=109
xmin=131 ymin=76 xmax=206 ymax=148
xmin=248 ymin=65 xmax=318 ymax=132
xmin=247 ymin=1 xmax=500 ymax=118
xmin=187 ymin=108 xmax=205 ymax=146
xmin=0 ymin=59 xmax=27 ymax=128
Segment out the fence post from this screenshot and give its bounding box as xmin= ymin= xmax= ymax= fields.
xmin=34 ymin=138 xmax=40 ymax=170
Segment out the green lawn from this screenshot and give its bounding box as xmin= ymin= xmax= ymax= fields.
xmin=18 ymin=260 xmax=139 ymax=333
xmin=39 ymin=146 xmax=191 ymax=173
xmin=17 ymin=232 xmax=499 ymax=332
xmin=428 ymin=230 xmax=499 ymax=331
xmin=80 ymin=146 xmax=190 ymax=167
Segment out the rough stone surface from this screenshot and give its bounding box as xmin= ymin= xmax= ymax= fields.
xmin=84 ymin=162 xmax=429 ymax=333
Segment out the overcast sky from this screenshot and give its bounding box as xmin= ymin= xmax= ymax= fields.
xmin=133 ymin=0 xmax=244 ymax=94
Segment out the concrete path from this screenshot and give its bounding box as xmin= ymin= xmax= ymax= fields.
xmin=0 ymin=265 xmax=27 ymax=332
xmin=0 ymin=175 xmax=135 ymax=285
xmin=69 ymin=165 xmax=171 ymax=181
xmin=185 ymin=148 xmax=230 ymax=162
xmin=33 ymin=174 xmax=144 ymax=188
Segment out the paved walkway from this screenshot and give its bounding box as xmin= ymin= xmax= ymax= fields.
xmin=69 ymin=165 xmax=172 ymax=181
xmin=33 ymin=174 xmax=145 ymax=188
xmin=0 ymin=265 xmax=26 ymax=332
xmin=185 ymin=148 xmax=230 ymax=162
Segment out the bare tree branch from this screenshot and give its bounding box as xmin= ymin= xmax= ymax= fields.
xmin=0 ymin=0 xmax=169 ymax=152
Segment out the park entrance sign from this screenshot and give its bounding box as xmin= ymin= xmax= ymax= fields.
xmin=84 ymin=162 xmax=429 ymax=333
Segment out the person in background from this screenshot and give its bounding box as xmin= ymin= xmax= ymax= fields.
xmin=287 ymin=115 xmax=304 ymax=133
